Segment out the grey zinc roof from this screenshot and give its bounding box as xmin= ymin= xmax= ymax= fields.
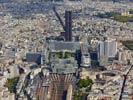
xmin=51 ymin=58 xmax=78 ymax=74
xmin=48 ymin=41 xmax=80 ymax=52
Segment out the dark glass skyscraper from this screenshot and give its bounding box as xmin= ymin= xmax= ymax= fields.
xmin=65 ymin=11 xmax=72 ymax=41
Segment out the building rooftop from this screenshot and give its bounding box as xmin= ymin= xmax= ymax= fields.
xmin=51 ymin=58 xmax=78 ymax=74
xmin=48 ymin=41 xmax=80 ymax=52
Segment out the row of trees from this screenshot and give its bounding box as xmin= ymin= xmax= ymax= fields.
xmin=96 ymin=12 xmax=133 ymax=22
xmin=56 ymin=52 xmax=74 ymax=59
xmin=122 ymin=41 xmax=133 ymax=50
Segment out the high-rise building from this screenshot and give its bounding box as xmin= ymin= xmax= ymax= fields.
xmin=107 ymin=40 xmax=117 ymax=58
xmin=81 ymin=53 xmax=91 ymax=67
xmin=53 ymin=7 xmax=72 ymax=41
xmin=97 ymin=41 xmax=108 ymax=66
xmin=65 ymin=11 xmax=72 ymax=41
xmin=97 ymin=38 xmax=117 ymax=66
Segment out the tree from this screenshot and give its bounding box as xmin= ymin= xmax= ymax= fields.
xmin=77 ymin=78 xmax=93 ymax=88
xmin=5 ymin=77 xmax=19 ymax=93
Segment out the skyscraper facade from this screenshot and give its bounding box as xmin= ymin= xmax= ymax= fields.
xmin=97 ymin=38 xmax=117 ymax=66
xmin=65 ymin=11 xmax=72 ymax=41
